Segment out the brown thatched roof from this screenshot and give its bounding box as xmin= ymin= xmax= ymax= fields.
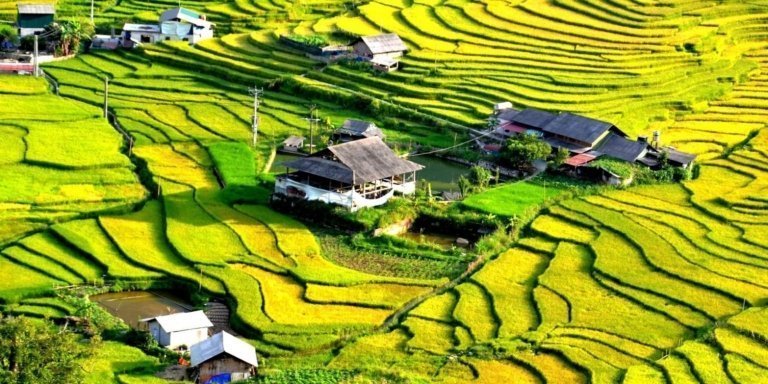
xmin=284 ymin=137 xmax=422 ymax=184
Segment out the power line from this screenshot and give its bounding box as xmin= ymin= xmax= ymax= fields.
xmin=409 ymin=129 xmax=497 ymax=157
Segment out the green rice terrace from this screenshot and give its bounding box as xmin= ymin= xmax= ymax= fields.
xmin=2 ymin=0 xmax=768 ymax=383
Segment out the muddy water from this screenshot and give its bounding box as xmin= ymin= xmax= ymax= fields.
xmin=91 ymin=291 xmax=193 ymax=328
xmin=400 ymin=231 xmax=459 ymax=250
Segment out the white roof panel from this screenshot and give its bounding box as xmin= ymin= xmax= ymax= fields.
xmin=191 ymin=331 xmax=258 ymax=367
xmin=122 ymin=23 xmax=161 ymax=33
xmin=18 ymin=4 xmax=55 ymax=14
xmin=140 ymin=310 xmax=213 ymax=333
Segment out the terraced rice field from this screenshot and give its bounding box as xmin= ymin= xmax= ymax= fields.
xmin=2 ymin=0 xmax=768 ymax=382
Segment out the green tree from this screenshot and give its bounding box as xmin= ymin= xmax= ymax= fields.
xmin=468 ymin=165 xmax=492 ymax=190
xmin=44 ymin=18 xmax=94 ymax=57
xmin=549 ymin=147 xmax=569 ymax=169
xmin=500 ymin=134 xmax=551 ymax=170
xmin=0 ymin=25 xmax=19 ymax=45
xmin=457 ymin=175 xmax=472 ymax=197
xmin=0 ymin=316 xmax=93 ymax=384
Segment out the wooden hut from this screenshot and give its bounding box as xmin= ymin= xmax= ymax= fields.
xmin=282 ymin=135 xmax=305 ymax=152
xmin=275 ymin=137 xmax=423 ymax=211
xmin=191 ymin=331 xmax=258 ymax=384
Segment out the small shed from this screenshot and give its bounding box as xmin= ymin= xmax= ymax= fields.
xmin=17 ymin=4 xmax=55 ymax=37
xmin=664 ymin=147 xmax=697 ymax=169
xmin=191 ymin=331 xmax=258 ymax=384
xmin=282 ymin=135 xmax=305 ymax=152
xmin=140 ymin=310 xmax=213 ymax=350
xmin=352 ymin=33 xmax=407 ymax=61
xmin=493 ymin=102 xmax=514 ymax=113
xmin=370 ymin=56 xmax=399 ymax=72
xmin=331 ymin=119 xmax=385 ymax=143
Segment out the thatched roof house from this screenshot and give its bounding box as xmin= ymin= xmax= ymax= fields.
xmin=275 ymin=137 xmax=423 ymax=211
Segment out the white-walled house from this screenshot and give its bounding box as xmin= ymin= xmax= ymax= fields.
xmin=275 ymin=137 xmax=423 ymax=211
xmin=122 ymin=7 xmax=214 ymax=47
xmin=140 ymin=310 xmax=213 ymax=350
xmin=191 ymin=331 xmax=259 ymax=384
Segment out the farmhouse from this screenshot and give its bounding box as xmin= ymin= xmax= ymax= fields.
xmin=352 ymin=33 xmax=407 ymax=61
xmin=330 ymin=119 xmax=385 ymax=143
xmin=486 ymin=106 xmax=696 ymax=179
xmin=274 ymin=137 xmax=423 ymax=211
xmin=17 ymin=4 xmax=54 ymax=37
xmin=139 ymin=310 xmax=213 ymax=350
xmin=121 ymin=7 xmax=214 ymax=47
xmin=191 ymin=331 xmax=258 ymax=384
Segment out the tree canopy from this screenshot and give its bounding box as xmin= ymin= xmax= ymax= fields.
xmin=0 ymin=316 xmax=93 ymax=384
xmin=500 ymin=134 xmax=552 ymax=170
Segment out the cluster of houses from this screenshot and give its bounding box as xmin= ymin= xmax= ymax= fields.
xmin=120 ymin=7 xmax=214 ymax=48
xmin=483 ymin=103 xmax=696 ymax=184
xmin=140 ymin=311 xmax=258 ymax=384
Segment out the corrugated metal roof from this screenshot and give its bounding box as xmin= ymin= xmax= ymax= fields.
xmin=595 ymin=133 xmax=648 ymax=162
xmin=664 ymin=147 xmax=697 ymax=165
xmin=160 ymin=7 xmax=212 ymax=28
xmin=140 ymin=310 xmax=213 ymax=333
xmin=565 ymin=153 xmax=599 ymax=167
xmin=284 ymin=157 xmax=354 ymax=184
xmin=283 ymin=135 xmax=305 ymax=146
xmin=358 ymin=33 xmax=407 ymax=54
xmin=542 ymin=112 xmax=614 ymax=145
xmin=191 ymin=331 xmax=258 ymax=367
xmin=338 ymin=119 xmax=383 ymax=138
xmin=17 ymin=4 xmax=55 ymax=14
xmin=511 ymin=108 xmax=557 ymax=129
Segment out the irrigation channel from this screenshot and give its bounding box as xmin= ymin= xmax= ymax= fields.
xmin=271 ymin=153 xmax=469 ymax=192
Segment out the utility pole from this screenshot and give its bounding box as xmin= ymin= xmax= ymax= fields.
xmin=104 ymin=77 xmax=109 ymax=119
xmin=33 ymin=34 xmax=39 ymax=77
xmin=248 ymin=86 xmax=263 ymax=147
xmin=304 ymin=104 xmax=320 ymax=154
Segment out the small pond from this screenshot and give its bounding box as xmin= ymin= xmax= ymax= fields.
xmin=91 ymin=291 xmax=194 ymax=328
xmin=400 ymin=230 xmax=460 ymax=251
xmin=270 ymin=153 xmax=302 ymax=174
xmin=409 ymin=156 xmax=469 ymax=193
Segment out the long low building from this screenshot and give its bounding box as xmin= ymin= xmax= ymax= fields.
xmin=489 ymin=105 xmax=696 ymax=171
xmin=274 ymin=137 xmax=423 ymax=211
xmin=122 ymin=7 xmax=214 ymax=47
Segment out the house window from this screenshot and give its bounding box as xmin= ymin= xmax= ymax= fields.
xmin=165 ymin=37 xmax=170 ymax=41
xmin=140 ymin=35 xmax=151 ymax=43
